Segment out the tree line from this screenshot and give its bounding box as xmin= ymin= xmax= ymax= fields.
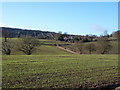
xmin=1 ymin=27 xmax=120 ymax=55
xmin=75 ymin=36 xmax=112 ymax=54
xmin=1 ymin=27 xmax=119 ymax=43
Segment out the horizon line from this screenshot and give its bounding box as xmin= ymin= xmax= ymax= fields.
xmin=1 ymin=26 xmax=119 ymax=36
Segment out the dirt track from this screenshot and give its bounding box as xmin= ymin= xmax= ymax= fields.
xmin=56 ymin=46 xmax=79 ymax=55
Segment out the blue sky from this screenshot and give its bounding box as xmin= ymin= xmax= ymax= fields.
xmin=1 ymin=2 xmax=118 ymax=35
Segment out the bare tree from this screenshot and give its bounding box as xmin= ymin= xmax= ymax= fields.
xmin=97 ymin=37 xmax=112 ymax=54
xmin=85 ymin=43 xmax=96 ymax=54
xmin=2 ymin=30 xmax=11 ymax=42
xmin=113 ymin=30 xmax=120 ymax=41
xmin=2 ymin=40 xmax=13 ymax=55
xmin=76 ymin=42 xmax=84 ymax=54
xmin=18 ymin=36 xmax=39 ymax=55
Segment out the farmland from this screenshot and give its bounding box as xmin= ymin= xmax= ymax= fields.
xmin=2 ymin=54 xmax=119 ymax=89
xmin=1 ymin=2 xmax=120 ymax=89
xmin=2 ymin=37 xmax=120 ymax=89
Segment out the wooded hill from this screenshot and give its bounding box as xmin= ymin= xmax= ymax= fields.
xmin=1 ymin=27 xmax=57 ymax=39
xmin=1 ymin=27 xmax=119 ymax=42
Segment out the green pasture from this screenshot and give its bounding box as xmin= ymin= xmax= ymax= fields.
xmin=38 ymin=39 xmax=71 ymax=45
xmin=62 ymin=41 xmax=118 ymax=54
xmin=11 ymin=45 xmax=70 ymax=55
xmin=2 ymin=38 xmax=119 ymax=89
xmin=2 ymin=54 xmax=119 ymax=88
xmin=2 ymin=38 xmax=71 ymax=45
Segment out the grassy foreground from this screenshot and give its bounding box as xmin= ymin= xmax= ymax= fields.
xmin=2 ymin=54 xmax=119 ymax=89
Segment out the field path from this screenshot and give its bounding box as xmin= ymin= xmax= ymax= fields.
xmin=56 ymin=46 xmax=79 ymax=55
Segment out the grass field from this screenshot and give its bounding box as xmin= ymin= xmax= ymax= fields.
xmin=11 ymin=45 xmax=71 ymax=55
xmin=61 ymin=41 xmax=118 ymax=54
xmin=2 ymin=38 xmax=119 ymax=89
xmin=39 ymin=39 xmax=71 ymax=45
xmin=2 ymin=54 xmax=119 ymax=89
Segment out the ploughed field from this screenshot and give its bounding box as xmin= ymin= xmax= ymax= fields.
xmin=2 ymin=54 xmax=119 ymax=89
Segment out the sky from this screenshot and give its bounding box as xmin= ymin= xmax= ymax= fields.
xmin=1 ymin=2 xmax=118 ymax=35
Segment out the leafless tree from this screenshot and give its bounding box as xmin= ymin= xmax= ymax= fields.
xmin=18 ymin=36 xmax=39 ymax=55
xmin=76 ymin=41 xmax=84 ymax=54
xmin=97 ymin=37 xmax=112 ymax=54
xmin=2 ymin=40 xmax=13 ymax=55
xmin=2 ymin=30 xmax=11 ymax=42
xmin=85 ymin=43 xmax=96 ymax=54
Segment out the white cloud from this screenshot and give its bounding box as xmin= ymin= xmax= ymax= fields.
xmin=0 ymin=22 xmax=39 ymax=30
xmin=1 ymin=0 xmax=119 ymax=2
xmin=91 ymin=24 xmax=107 ymax=33
xmin=0 ymin=22 xmax=17 ymax=28
xmin=0 ymin=22 xmax=7 ymax=27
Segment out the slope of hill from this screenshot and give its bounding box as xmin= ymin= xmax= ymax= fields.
xmin=7 ymin=45 xmax=71 ymax=55
xmin=1 ymin=27 xmax=57 ymax=39
xmin=1 ymin=27 xmax=119 ymax=43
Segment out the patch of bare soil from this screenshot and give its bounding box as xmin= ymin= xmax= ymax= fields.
xmin=56 ymin=46 xmax=79 ymax=55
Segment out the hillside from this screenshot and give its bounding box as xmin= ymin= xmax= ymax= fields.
xmin=1 ymin=27 xmax=58 ymax=39
xmin=11 ymin=45 xmax=71 ymax=55
xmin=2 ymin=27 xmax=120 ymax=89
xmin=1 ymin=27 xmax=98 ymax=42
xmin=1 ymin=27 xmax=119 ymax=43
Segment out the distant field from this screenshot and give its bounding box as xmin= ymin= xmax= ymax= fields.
xmin=3 ymin=38 xmax=72 ymax=45
xmin=39 ymin=39 xmax=71 ymax=45
xmin=2 ymin=38 xmax=118 ymax=54
xmin=61 ymin=41 xmax=118 ymax=54
xmin=10 ymin=45 xmax=71 ymax=55
xmin=2 ymin=54 xmax=119 ymax=89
